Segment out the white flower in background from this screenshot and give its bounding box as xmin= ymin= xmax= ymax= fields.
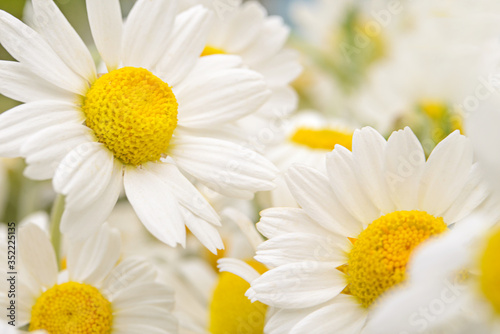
xmin=181 ymin=0 xmax=302 ymax=139
xmin=261 ymin=111 xmax=356 ymax=207
xmin=0 ymin=223 xmax=176 ymax=333
xmin=240 ymin=127 xmax=488 ymax=333
xmin=364 ymin=211 xmax=500 ymax=334
xmin=0 ymin=0 xmax=278 ymax=251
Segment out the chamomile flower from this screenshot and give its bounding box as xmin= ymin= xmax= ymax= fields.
xmin=242 ymin=127 xmax=488 ymax=333
xmin=0 ymin=222 xmax=176 ymax=333
xmin=182 ymin=0 xmax=302 ymax=135
xmin=364 ymin=212 xmax=500 ymax=334
xmin=0 ymin=0 xmax=278 ymax=251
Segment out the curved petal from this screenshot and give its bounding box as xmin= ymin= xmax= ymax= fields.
xmin=181 ymin=206 xmax=223 ymax=254
xmin=217 ymin=258 xmax=261 ymax=284
xmin=0 ymin=10 xmax=87 ymax=94
xmin=0 ymin=100 xmax=84 ymax=157
xmin=124 ymin=166 xmax=186 ymax=247
xmin=247 ymin=261 xmax=346 ymax=308
xmin=53 ymin=142 xmax=114 ymax=210
xmin=121 ymin=0 xmax=178 ymax=68
xmin=32 ymin=0 xmax=96 ymax=82
xmin=154 ymin=5 xmax=213 ymax=86
xmin=253 ymin=49 xmax=302 ymax=87
xmin=86 ymin=0 xmax=122 ymax=71
xmin=67 ymin=223 xmax=121 ymax=285
xmin=169 ymin=135 xmax=277 ymax=196
xmin=0 ymin=60 xmax=76 ymax=103
xmin=19 ymin=223 xmax=58 ymax=288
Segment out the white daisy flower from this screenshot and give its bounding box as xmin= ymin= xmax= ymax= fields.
xmin=240 ymin=127 xmax=488 ymax=333
xmin=181 ymin=0 xmax=302 ymax=137
xmin=364 ymin=211 xmax=500 ymax=334
xmin=0 ymin=0 xmax=278 ymax=251
xmin=261 ymin=111 xmax=356 ymax=207
xmin=0 ymin=222 xmax=176 ymax=333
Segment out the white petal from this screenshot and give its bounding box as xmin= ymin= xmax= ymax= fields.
xmin=418 ymin=131 xmax=473 ymax=217
xmin=53 ymin=142 xmax=114 ymax=210
xmin=221 ymin=207 xmax=264 ymax=251
xmin=0 ymin=100 xmax=84 ymax=157
xmin=67 ymin=223 xmax=121 ymax=285
xmin=175 ymin=58 xmax=270 ymax=127
xmin=384 ymin=127 xmax=426 ymax=210
xmin=146 ymin=162 xmax=220 ymax=225
xmin=239 ymin=16 xmax=289 ymax=66
xmin=442 ymin=163 xmax=489 ymax=223
xmin=291 ymin=295 xmax=366 ymax=334
xmin=101 ymin=257 xmax=158 ymax=299
xmin=113 ymin=306 xmax=177 ymax=333
xmin=326 ymin=146 xmax=380 ymax=226
xmin=257 ymin=207 xmax=331 ymax=239
xmin=217 ymin=258 xmax=261 ymax=284
xmin=170 ymin=136 xmax=278 ymax=196
xmin=253 ymin=49 xmax=302 ymax=87
xmin=86 ymin=0 xmax=122 ymax=71
xmin=60 ymin=160 xmax=122 ymax=240
xmin=221 ymin=1 xmax=267 ymax=53
xmin=124 ymin=166 xmax=186 ymax=247
xmin=19 ymin=223 xmax=58 ymax=288
xmin=32 ymin=0 xmax=96 ymax=82
xmin=22 ymin=123 xmax=94 ymax=180
xmin=0 ymin=10 xmax=87 ymax=94
xmin=181 ymin=206 xmax=223 ymax=254
xmin=0 ymin=60 xmax=75 ymax=103
xmin=112 ymin=282 xmax=174 ymax=310
xmin=154 ymin=5 xmax=212 ymax=86
xmin=286 ymin=164 xmax=363 ymax=236
xmin=255 ymin=233 xmax=347 ymax=268
xmin=247 ymin=261 xmax=346 ymax=308
xmin=352 ymin=127 xmax=395 ymax=213
xmin=266 ymin=305 xmax=324 ymax=334
xmin=122 ymin=0 xmax=177 ymax=68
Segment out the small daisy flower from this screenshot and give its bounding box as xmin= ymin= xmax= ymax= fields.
xmin=0 ymin=0 xmax=278 ymax=250
xmin=242 ymin=127 xmax=488 ymax=333
xmin=365 ymin=212 xmax=500 ymax=334
xmin=0 ymin=222 xmax=176 ymax=333
xmin=182 ymin=0 xmax=302 ymax=132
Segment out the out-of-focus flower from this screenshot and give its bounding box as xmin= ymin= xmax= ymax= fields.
xmin=0 ymin=0 xmax=278 ymax=251
xmin=232 ymin=127 xmax=487 ymax=333
xmin=0 ymin=223 xmax=176 ymax=333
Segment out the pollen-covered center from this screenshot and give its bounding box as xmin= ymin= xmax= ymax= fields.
xmin=29 ymin=282 xmax=112 ymax=334
xmin=479 ymin=227 xmax=500 ymax=315
xmin=290 ymin=127 xmax=353 ymax=150
xmin=82 ymin=67 xmax=178 ymax=165
xmin=345 ymin=210 xmax=447 ymax=308
xmin=209 ymin=260 xmax=267 ymax=334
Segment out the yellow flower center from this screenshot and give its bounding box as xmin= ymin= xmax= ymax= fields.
xmin=479 ymin=227 xmax=500 ymax=314
xmin=82 ymin=67 xmax=178 ymax=166
xmin=201 ymin=46 xmax=226 ymax=57
xmin=290 ymin=127 xmax=353 ymax=151
xmin=209 ymin=260 xmax=267 ymax=334
xmin=345 ymin=210 xmax=447 ymax=308
xmin=30 ymin=282 xmax=113 ymax=334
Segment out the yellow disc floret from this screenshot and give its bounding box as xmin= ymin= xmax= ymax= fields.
xmin=479 ymin=227 xmax=500 ymax=314
xmin=83 ymin=67 xmax=178 ymax=166
xmin=201 ymin=45 xmax=226 ymax=57
xmin=346 ymin=210 xmax=447 ymax=308
xmin=290 ymin=127 xmax=353 ymax=151
xmin=209 ymin=260 xmax=267 ymax=334
xmin=30 ymin=282 xmax=113 ymax=334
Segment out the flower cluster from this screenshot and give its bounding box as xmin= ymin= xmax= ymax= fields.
xmin=0 ymin=0 xmax=499 ymax=333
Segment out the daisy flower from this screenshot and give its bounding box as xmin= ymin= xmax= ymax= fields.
xmin=238 ymin=127 xmax=488 ymax=333
xmin=0 ymin=222 xmax=176 ymax=333
xmin=0 ymin=0 xmax=278 ymax=251
xmin=182 ymin=0 xmax=302 ymax=136
xmin=364 ymin=211 xmax=500 ymax=334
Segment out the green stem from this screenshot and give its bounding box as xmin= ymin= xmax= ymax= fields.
xmin=50 ymin=195 xmax=65 ymax=269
